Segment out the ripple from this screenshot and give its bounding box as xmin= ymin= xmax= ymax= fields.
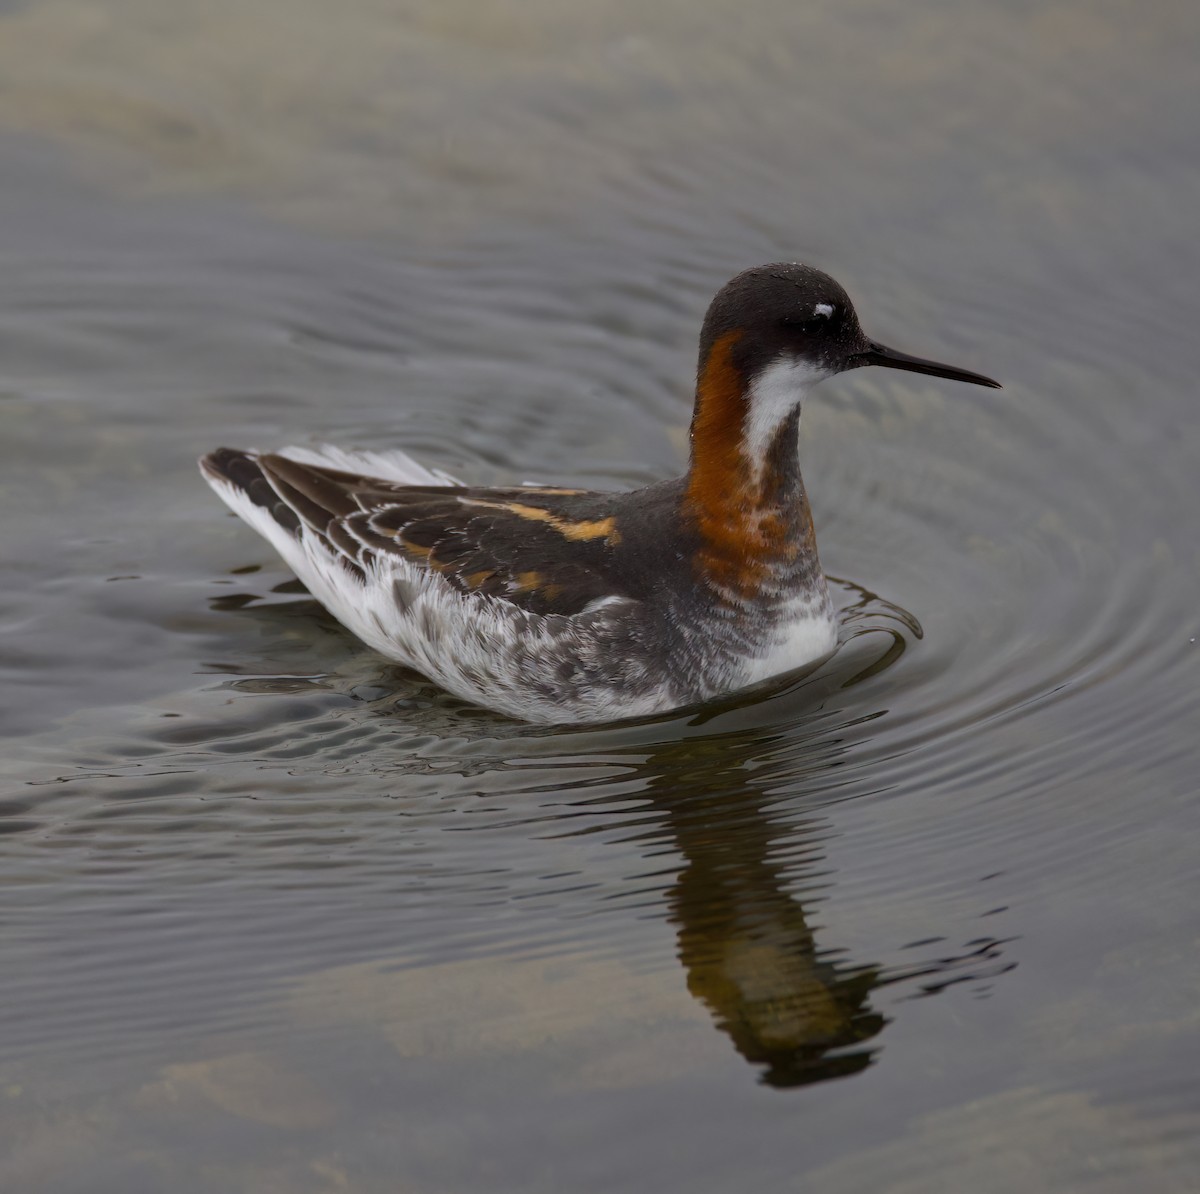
xmin=0 ymin=13 xmax=1197 ymax=1182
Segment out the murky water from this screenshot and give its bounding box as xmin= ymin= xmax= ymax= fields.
xmin=2 ymin=1 xmax=1198 ymax=1190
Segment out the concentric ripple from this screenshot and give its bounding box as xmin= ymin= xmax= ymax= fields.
xmin=1 ymin=6 xmax=1198 ymax=1186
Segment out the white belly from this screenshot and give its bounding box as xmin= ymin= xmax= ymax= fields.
xmin=736 ymin=596 xmax=839 ymax=686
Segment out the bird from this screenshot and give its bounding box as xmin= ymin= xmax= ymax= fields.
xmin=200 ymin=263 xmax=999 ymax=725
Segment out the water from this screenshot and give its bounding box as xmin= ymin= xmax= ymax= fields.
xmin=2 ymin=1 xmax=1198 ymax=1189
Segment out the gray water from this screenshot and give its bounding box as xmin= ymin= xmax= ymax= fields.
xmin=2 ymin=2 xmax=1198 ymax=1190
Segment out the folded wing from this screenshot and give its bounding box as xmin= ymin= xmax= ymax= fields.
xmin=202 ymin=448 xmax=631 ymax=617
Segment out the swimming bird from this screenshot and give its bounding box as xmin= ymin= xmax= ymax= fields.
xmin=201 ymin=263 xmax=998 ymax=724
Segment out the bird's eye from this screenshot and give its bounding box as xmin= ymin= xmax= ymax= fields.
xmin=782 ymin=312 xmax=833 ymax=336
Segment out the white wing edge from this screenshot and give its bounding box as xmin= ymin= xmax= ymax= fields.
xmin=275 ymin=443 xmax=462 ymax=487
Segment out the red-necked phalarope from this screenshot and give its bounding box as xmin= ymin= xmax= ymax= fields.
xmin=201 ymin=263 xmax=999 ymax=724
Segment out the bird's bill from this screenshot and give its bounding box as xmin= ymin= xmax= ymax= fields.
xmin=853 ymin=340 xmax=1001 ymax=389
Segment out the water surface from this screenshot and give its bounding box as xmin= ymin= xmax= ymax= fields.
xmin=1 ymin=2 xmax=1198 ymax=1190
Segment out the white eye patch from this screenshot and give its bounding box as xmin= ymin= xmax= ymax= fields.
xmin=813 ymin=302 xmax=834 ymax=317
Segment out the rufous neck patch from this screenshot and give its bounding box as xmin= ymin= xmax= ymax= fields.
xmin=685 ymin=330 xmax=814 ymax=596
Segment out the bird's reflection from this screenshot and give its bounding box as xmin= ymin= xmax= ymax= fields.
xmin=612 ymin=731 xmax=886 ymax=1089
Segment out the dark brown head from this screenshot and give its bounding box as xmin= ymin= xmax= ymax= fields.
xmin=697 ymin=262 xmax=1001 ymax=393
xmin=685 ymin=264 xmax=999 ymax=593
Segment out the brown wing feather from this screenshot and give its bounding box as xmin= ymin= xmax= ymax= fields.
xmin=255 ymin=454 xmax=627 ymax=616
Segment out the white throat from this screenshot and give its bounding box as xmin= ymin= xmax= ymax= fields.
xmin=743 ymin=356 xmax=827 ymax=474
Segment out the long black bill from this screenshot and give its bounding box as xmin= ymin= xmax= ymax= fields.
xmin=856 ymin=340 xmax=1001 ymax=389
